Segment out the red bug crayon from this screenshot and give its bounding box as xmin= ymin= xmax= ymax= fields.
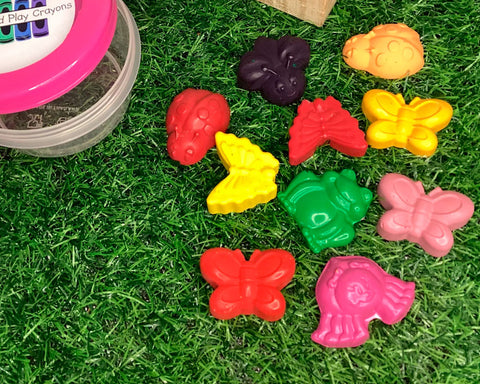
xmin=166 ymin=88 xmax=230 ymax=165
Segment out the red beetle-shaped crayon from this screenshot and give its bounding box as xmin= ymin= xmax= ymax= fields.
xmin=166 ymin=88 xmax=230 ymax=165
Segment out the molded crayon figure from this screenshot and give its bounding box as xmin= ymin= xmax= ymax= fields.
xmin=278 ymin=169 xmax=372 ymax=253
xmin=343 ymin=23 xmax=424 ymax=79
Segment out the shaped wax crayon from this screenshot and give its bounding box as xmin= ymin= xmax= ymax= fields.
xmin=200 ymin=248 xmax=296 ymax=321
xmin=377 ymin=173 xmax=474 ymax=257
xmin=343 ymin=23 xmax=424 ymax=79
xmin=362 ymin=89 xmax=453 ymax=156
xmin=278 ymin=170 xmax=372 ymax=253
xmin=166 ymin=88 xmax=230 ymax=165
xmin=207 ymin=132 xmax=279 ymax=214
xmin=238 ymin=35 xmax=310 ymax=106
xmin=288 ymin=96 xmax=367 ymax=165
xmin=312 ymin=256 xmax=415 ymax=348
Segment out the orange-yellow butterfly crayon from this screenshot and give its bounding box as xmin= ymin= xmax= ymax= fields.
xmin=207 ymin=132 xmax=280 ymax=214
xmin=362 ymin=89 xmax=453 ymax=156
xmin=343 ymin=23 xmax=424 ymax=79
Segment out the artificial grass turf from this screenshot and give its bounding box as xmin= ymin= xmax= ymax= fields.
xmin=0 ymin=0 xmax=479 ymax=382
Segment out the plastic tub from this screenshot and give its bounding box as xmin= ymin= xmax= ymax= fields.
xmin=0 ymin=0 xmax=141 ymax=157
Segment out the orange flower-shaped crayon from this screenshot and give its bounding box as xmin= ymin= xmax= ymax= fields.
xmin=343 ymin=23 xmax=424 ymax=79
xmin=207 ymin=132 xmax=279 ymax=214
xmin=362 ymin=89 xmax=453 ymax=156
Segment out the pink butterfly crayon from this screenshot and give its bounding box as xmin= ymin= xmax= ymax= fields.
xmin=288 ymin=96 xmax=367 ymax=165
xmin=311 ymin=256 xmax=415 ymax=348
xmin=200 ymin=248 xmax=295 ymax=321
xmin=377 ymin=173 xmax=474 ymax=257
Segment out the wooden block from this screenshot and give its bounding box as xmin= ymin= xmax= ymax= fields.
xmin=257 ymin=0 xmax=336 ymax=26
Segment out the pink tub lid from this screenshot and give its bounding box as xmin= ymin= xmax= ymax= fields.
xmin=0 ymin=0 xmax=117 ymax=114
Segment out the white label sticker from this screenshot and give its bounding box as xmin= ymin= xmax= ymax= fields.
xmin=0 ymin=0 xmax=76 ymax=74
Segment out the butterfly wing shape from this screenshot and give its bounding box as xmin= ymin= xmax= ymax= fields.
xmin=249 ymin=249 xmax=296 ymax=321
xmin=406 ymin=125 xmax=439 ymax=156
xmin=428 ymin=188 xmax=475 ymax=230
xmin=215 ymin=132 xmax=279 ymax=172
xmin=377 ymin=173 xmax=423 ymax=241
xmin=419 ymin=188 xmax=474 ymax=257
xmin=326 ymin=118 xmax=367 ymax=158
xmin=380 ymin=208 xmax=460 ymax=258
xmin=288 ymin=97 xmax=367 ymax=165
xmin=362 ymin=89 xmax=404 ymax=123
xmin=366 ymin=119 xmax=438 ymax=156
xmin=378 ymin=174 xmax=474 ymax=257
xmin=250 ymin=249 xmax=296 ymax=289
xmin=207 ymin=169 xmax=278 ymax=214
xmin=200 ymin=249 xmax=295 ymax=321
xmin=200 ymin=248 xmax=244 ymax=288
xmin=409 ymin=97 xmax=453 ymax=133
xmin=200 ymin=248 xmax=245 ymax=320
xmin=377 ymin=173 xmax=424 ymax=211
xmin=363 ymin=90 xmax=407 ymax=150
xmin=363 ymin=90 xmax=452 ymax=156
xmin=417 ymin=220 xmax=455 ymax=258
xmin=207 ymin=133 xmax=279 ymax=214
xmin=378 ymin=203 xmax=456 ymax=258
xmin=377 ymin=209 xmax=414 ymax=241
xmin=406 ymin=97 xmax=452 ymax=155
xmin=288 ymin=99 xmax=329 ymax=165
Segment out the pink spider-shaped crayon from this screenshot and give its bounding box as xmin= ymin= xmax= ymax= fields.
xmin=377 ymin=173 xmax=474 ymax=257
xmin=312 ymin=256 xmax=415 ymax=348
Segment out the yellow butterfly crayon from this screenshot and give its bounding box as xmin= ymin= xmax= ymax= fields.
xmin=362 ymin=89 xmax=453 ymax=156
xmin=207 ymin=132 xmax=279 ymax=214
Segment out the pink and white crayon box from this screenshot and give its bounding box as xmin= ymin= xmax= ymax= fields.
xmin=0 ymin=0 xmax=141 ymax=156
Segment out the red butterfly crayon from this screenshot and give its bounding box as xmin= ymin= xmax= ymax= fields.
xmin=288 ymin=96 xmax=367 ymax=165
xmin=200 ymin=248 xmax=296 ymax=321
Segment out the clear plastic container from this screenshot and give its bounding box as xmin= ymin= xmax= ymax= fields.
xmin=0 ymin=0 xmax=141 ymax=157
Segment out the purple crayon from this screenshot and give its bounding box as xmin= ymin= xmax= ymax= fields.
xmin=32 ymin=0 xmax=49 ymax=37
